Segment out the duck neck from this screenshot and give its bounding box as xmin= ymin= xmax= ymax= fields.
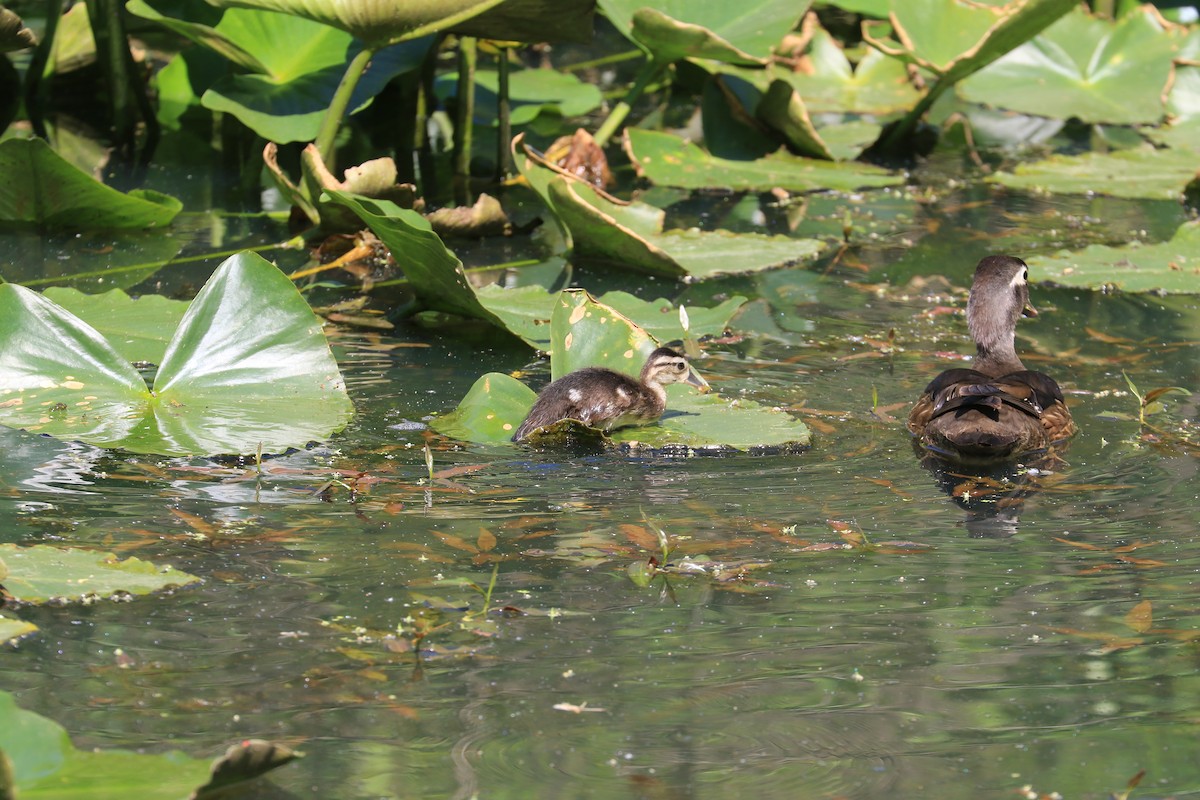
xmin=973 ymin=335 xmax=1025 ymax=377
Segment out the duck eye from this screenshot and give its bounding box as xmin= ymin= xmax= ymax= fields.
xmin=1022 ymin=269 xmax=1028 ymax=282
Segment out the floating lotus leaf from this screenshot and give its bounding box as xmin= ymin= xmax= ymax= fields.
xmin=433 ymin=371 xmax=538 ymax=443
xmin=0 ymin=689 xmax=294 ymax=797
xmin=435 ymin=290 xmax=810 ymax=450
xmin=0 ymin=614 xmax=36 ymax=644
xmin=623 ymin=128 xmax=902 ymax=193
xmin=0 ymin=138 xmax=181 ymax=229
xmin=130 ymin=1 xmax=433 ymax=142
xmin=599 ymin=0 xmax=811 ymax=65
xmin=756 ymin=79 xmax=834 ymax=160
xmin=782 ymin=25 xmax=920 ymax=115
xmin=42 ymin=287 xmax=189 ymax=365
xmin=205 ymin=0 xmax=592 ymax=48
xmin=0 ymin=253 xmax=354 ymax=456
xmin=546 ymin=175 xmax=822 ymax=279
xmin=0 ymin=544 xmax=200 ymax=603
xmin=1030 ymin=221 xmax=1200 ymax=294
xmin=960 ymin=6 xmax=1185 ymax=125
xmin=863 ymin=0 xmax=1076 ymax=151
xmin=987 ymin=145 xmax=1199 ymax=200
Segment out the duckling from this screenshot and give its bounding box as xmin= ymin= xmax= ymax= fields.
xmin=513 ymin=347 xmax=708 ymax=442
xmin=908 ymin=255 xmax=1076 ymax=463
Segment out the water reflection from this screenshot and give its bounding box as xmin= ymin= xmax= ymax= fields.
xmin=913 ymin=447 xmax=1067 ymax=538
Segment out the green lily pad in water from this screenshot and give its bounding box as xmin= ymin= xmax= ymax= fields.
xmin=0 ymin=252 xmax=354 ymax=456
xmin=623 ymin=128 xmax=902 ymax=193
xmin=0 ymin=138 xmax=181 ymax=229
xmin=599 ymin=0 xmax=811 ymax=65
xmin=987 ymin=145 xmax=1199 ymax=200
xmin=42 ymin=287 xmax=189 ymax=365
xmin=1030 ymin=220 xmax=1200 ymax=294
xmin=0 ymin=614 xmax=37 ymax=645
xmin=546 ymin=176 xmax=823 ymax=279
xmin=0 ymin=544 xmax=201 ymax=603
xmin=960 ymin=5 xmax=1184 ymax=126
xmin=0 ymin=689 xmax=296 ymax=797
xmin=434 ymin=290 xmax=810 ymax=450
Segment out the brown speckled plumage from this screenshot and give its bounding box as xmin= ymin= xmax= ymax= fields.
xmin=513 ymin=347 xmax=706 ymax=441
xmin=908 ymin=255 xmax=1077 ymax=462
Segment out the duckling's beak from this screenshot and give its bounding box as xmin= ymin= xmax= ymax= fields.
xmin=685 ymin=369 xmax=711 ymax=393
xmin=1022 ymin=301 xmax=1038 ymax=318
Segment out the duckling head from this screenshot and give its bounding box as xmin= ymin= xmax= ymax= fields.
xmin=641 ymin=346 xmax=710 ymax=392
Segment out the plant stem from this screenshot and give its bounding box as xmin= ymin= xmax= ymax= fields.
xmin=495 ymin=46 xmax=513 ymax=181
xmin=453 ymin=36 xmax=478 ymax=204
xmin=593 ymin=57 xmax=665 ymax=147
xmin=314 ymin=46 xmax=375 ymax=167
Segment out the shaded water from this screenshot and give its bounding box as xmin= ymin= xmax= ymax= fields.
xmin=2 ymin=186 xmax=1200 ymax=799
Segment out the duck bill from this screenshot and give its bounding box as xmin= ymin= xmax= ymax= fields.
xmin=1022 ymin=301 xmax=1038 ymax=318
xmin=685 ymin=370 xmax=711 ymax=394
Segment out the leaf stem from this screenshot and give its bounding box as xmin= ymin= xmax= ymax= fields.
xmin=314 ymin=46 xmax=376 ymax=167
xmin=593 ymin=57 xmax=665 ymax=147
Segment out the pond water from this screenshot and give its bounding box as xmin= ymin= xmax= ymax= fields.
xmin=2 ymin=182 xmax=1199 ymax=799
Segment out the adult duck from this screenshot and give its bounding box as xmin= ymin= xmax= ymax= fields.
xmin=908 ymin=255 xmax=1076 ymax=463
xmin=513 ymin=347 xmax=708 ymax=441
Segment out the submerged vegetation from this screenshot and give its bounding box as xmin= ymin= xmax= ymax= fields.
xmin=0 ymin=0 xmax=1199 ymax=796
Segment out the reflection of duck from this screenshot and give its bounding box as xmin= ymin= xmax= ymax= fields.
xmin=908 ymin=255 xmax=1076 ymax=463
xmin=513 ymin=347 xmax=708 ymax=442
xmin=917 ymin=454 xmax=1063 ymax=538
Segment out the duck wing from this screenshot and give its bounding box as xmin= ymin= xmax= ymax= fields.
xmin=909 ymin=368 xmax=1074 ymax=461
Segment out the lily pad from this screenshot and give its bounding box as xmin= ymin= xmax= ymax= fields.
xmin=0 ymin=544 xmax=200 ymax=603
xmin=0 ymin=252 xmax=354 ymax=456
xmin=434 ymin=371 xmax=538 ymax=443
xmin=783 ymin=26 xmax=920 ymax=116
xmin=0 ymin=614 xmax=37 ymax=645
xmin=323 ymin=191 xmax=511 ymax=327
xmin=599 ymin=0 xmax=811 ymax=65
xmin=434 ymin=290 xmax=810 ymax=450
xmin=987 ymin=145 xmax=1199 ymax=200
xmin=0 ymin=228 xmax=184 ymax=291
xmin=863 ymin=0 xmax=1076 ymax=150
xmin=960 ymin=6 xmax=1184 ymax=125
xmin=546 ymin=176 xmax=824 ymax=279
xmin=205 ymin=0 xmax=592 ymax=48
xmin=1030 ymin=221 xmax=1200 ymax=294
xmin=0 ymin=138 xmax=181 ymax=229
xmin=0 ymin=689 xmax=295 ymax=797
xmin=623 ymin=128 xmax=903 ymax=193
xmin=41 ymin=288 xmax=189 ymax=365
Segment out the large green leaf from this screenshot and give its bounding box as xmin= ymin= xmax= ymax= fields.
xmin=435 ymin=290 xmax=810 ymax=450
xmin=624 ymin=128 xmax=902 ymax=193
xmin=204 ymin=0 xmax=591 ymax=48
xmin=324 ymin=191 xmax=511 ymax=326
xmin=987 ymin=145 xmax=1198 ymax=200
xmin=0 ymin=690 xmax=295 ymax=797
xmin=782 ymin=26 xmax=920 ymax=115
xmin=1030 ymin=221 xmax=1200 ymax=294
xmin=0 ymin=614 xmax=37 ymax=644
xmin=0 ymin=544 xmax=201 ymax=603
xmin=433 ymin=372 xmax=538 ymax=443
xmin=0 ymin=138 xmax=181 ymax=229
xmin=42 ymin=287 xmax=189 ymax=365
xmin=863 ymin=0 xmax=1076 ymax=151
xmin=960 ymin=6 xmax=1184 ymax=125
xmin=0 ymin=253 xmax=354 ymax=456
xmin=599 ymin=0 xmax=810 ymax=65
xmin=546 ymin=176 xmax=825 ymax=279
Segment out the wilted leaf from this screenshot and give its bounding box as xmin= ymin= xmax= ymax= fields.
xmin=192 ymin=739 xmax=299 ymax=799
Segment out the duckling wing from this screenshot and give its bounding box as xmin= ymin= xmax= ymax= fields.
xmin=513 ymin=369 xmax=654 ymax=441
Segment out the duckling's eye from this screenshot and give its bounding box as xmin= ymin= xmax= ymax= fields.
xmin=675 ymin=362 xmax=686 ymax=372
xmin=1022 ymin=269 xmax=1028 ymax=282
